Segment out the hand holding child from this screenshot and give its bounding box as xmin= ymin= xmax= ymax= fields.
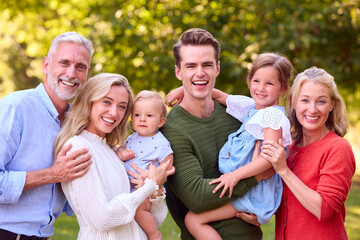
xmin=127 ymin=162 xmax=148 ymax=189
xmin=260 ymin=139 xmax=288 ymax=175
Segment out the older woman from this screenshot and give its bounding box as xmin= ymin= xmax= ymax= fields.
xmin=54 ymin=73 xmax=174 ymax=240
xmin=259 ymin=67 xmax=356 ymax=239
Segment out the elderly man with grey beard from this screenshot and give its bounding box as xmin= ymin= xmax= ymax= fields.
xmin=0 ymin=31 xmax=93 ymax=240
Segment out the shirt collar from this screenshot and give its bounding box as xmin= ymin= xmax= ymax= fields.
xmin=35 ymin=83 xmax=70 ymax=120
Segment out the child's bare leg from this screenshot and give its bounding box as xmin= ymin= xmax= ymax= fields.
xmin=185 ymin=202 xmax=238 ymax=240
xmin=135 ymin=199 xmax=162 ymax=240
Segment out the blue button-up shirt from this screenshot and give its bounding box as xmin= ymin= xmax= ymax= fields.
xmin=0 ymin=84 xmax=71 ymax=237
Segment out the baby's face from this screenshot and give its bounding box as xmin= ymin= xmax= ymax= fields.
xmin=131 ymin=99 xmax=165 ymax=137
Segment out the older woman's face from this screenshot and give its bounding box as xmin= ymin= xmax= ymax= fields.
xmin=294 ymin=81 xmax=334 ymax=134
xmin=86 ymin=85 xmax=129 ymax=138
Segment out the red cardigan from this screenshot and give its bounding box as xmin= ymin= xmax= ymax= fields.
xmin=275 ymin=131 xmax=356 ymax=240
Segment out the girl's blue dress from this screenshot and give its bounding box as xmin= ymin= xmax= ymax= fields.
xmin=218 ymin=95 xmax=291 ymax=224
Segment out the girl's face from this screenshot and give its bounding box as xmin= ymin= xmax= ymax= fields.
xmin=131 ymin=98 xmax=166 ymax=137
xmin=86 ymin=85 xmax=129 ymax=138
xmin=294 ymin=81 xmax=334 ymax=136
xmin=250 ymin=66 xmax=284 ymax=110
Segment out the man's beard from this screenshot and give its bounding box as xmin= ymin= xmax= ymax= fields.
xmin=49 ymin=75 xmax=83 ymax=100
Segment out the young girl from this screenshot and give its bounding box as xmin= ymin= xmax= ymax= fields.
xmin=117 ymin=90 xmax=173 ymax=240
xmin=184 ymin=53 xmax=294 ymax=240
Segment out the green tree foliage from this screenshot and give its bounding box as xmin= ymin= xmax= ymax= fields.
xmin=0 ymin=0 xmax=359 ymax=120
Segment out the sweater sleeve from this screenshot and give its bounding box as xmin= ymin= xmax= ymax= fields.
xmin=61 ymin=137 xmax=159 ymax=232
xmin=318 ymin=138 xmax=356 ymax=221
xmin=161 ymin=124 xmax=258 ymax=213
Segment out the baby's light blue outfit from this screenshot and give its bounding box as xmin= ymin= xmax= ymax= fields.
xmin=218 ymin=95 xmax=291 ymax=224
xmin=124 ymin=131 xmax=173 ymax=192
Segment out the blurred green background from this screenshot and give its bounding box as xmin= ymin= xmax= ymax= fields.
xmin=1 ymin=0 xmax=359 ymax=239
xmin=1 ymin=0 xmax=360 ymax=118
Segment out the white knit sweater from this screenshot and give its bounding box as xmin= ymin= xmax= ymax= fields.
xmin=61 ymin=130 xmax=168 ymax=240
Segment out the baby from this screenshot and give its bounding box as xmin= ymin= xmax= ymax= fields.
xmin=117 ymin=90 xmax=173 ymax=240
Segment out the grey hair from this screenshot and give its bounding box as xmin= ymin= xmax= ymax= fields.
xmin=47 ymin=31 xmax=93 ymax=59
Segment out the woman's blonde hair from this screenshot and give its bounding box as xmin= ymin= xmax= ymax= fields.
xmin=287 ymin=66 xmax=348 ymax=143
xmin=54 ymin=73 xmax=134 ymax=156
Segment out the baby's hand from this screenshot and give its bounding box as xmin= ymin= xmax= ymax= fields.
xmin=116 ymin=148 xmax=136 ymax=161
xmin=209 ymin=172 xmax=240 ymax=198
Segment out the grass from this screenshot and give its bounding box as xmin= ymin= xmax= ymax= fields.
xmin=53 ymin=174 xmax=360 ymax=240
xmin=344 ymin=175 xmax=360 ymax=240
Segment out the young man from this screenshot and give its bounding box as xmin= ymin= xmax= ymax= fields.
xmin=0 ymin=32 xmax=93 ymax=239
xmin=161 ymin=28 xmax=263 ymax=239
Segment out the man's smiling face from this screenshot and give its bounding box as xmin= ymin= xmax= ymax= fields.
xmin=175 ymin=44 xmax=220 ymax=102
xmin=43 ymin=42 xmax=90 ymax=100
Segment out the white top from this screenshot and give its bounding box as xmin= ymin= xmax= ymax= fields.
xmin=219 ymin=95 xmax=290 ymax=224
xmin=61 ymin=130 xmax=168 ymax=240
xmin=226 ymin=95 xmax=291 ymax=146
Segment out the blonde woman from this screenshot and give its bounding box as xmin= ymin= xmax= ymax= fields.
xmin=54 ymin=73 xmax=174 ymax=240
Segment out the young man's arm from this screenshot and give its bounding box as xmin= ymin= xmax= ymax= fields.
xmin=161 ymin=125 xmax=257 ymax=213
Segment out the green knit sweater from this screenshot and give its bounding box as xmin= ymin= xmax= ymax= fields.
xmin=161 ymin=100 xmax=262 ymax=240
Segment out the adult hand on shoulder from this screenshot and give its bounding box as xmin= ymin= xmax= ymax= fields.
xmin=166 ymin=86 xmax=184 ymax=107
xmin=53 ymin=144 xmax=92 ymax=182
xmin=236 ymin=212 xmax=261 ymax=226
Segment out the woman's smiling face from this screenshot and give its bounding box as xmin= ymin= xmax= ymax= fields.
xmin=85 ymin=85 xmax=129 ymax=138
xmin=294 ymin=81 xmax=334 ymax=135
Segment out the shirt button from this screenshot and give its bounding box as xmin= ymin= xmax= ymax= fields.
xmin=227 ymin=152 xmax=230 ymax=156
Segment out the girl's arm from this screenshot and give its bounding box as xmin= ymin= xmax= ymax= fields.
xmin=210 ymin=127 xmax=281 ymax=198
xmin=212 ymin=89 xmax=229 ymax=106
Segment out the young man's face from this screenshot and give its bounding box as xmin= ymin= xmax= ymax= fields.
xmin=175 ymin=45 xmax=220 ymax=102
